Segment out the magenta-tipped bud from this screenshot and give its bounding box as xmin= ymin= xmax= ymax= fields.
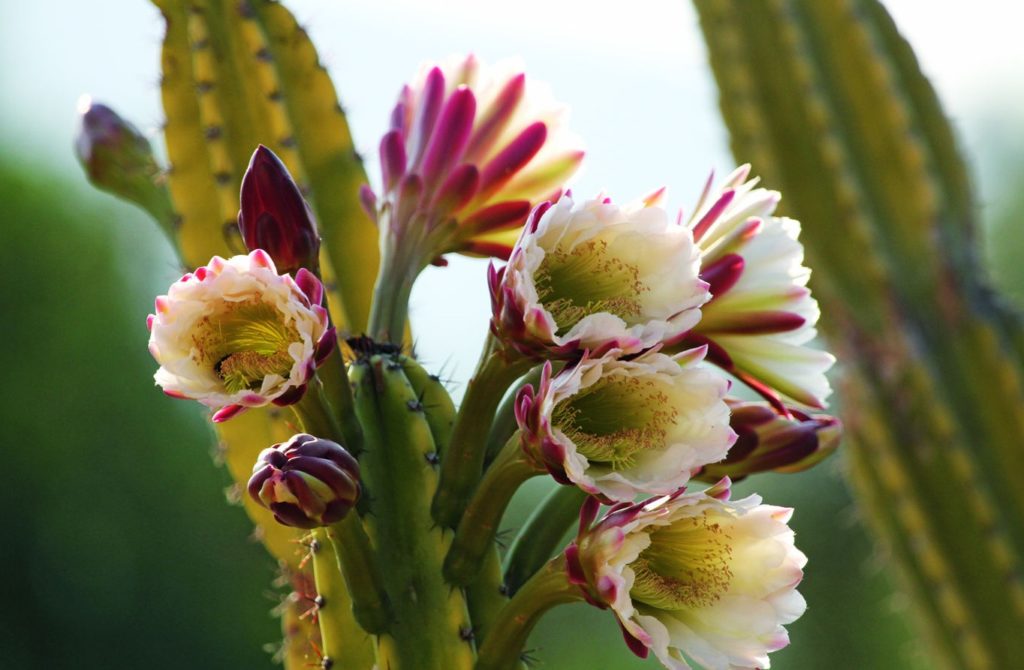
xmin=247 ymin=433 xmax=360 ymax=528
xmin=74 ymin=96 xmax=175 ymax=229
xmin=698 ymin=400 xmax=842 ymax=481
xmin=238 ymin=145 xmax=320 ymax=276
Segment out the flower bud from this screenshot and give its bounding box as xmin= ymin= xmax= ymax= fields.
xmin=698 ymin=401 xmax=841 ymax=481
xmin=248 ymin=434 xmax=361 ymax=528
xmin=74 ymin=96 xmax=174 ymax=225
xmin=238 ymin=145 xmax=320 ymax=276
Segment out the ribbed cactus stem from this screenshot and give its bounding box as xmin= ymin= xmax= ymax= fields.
xmin=475 ymin=556 xmax=580 ymax=670
xmin=309 ymin=529 xmax=377 ymax=669
xmin=503 ymin=485 xmax=588 ymax=595
xmin=433 ymin=336 xmax=534 ymax=528
xmin=351 ymin=353 xmax=475 ymax=669
xmin=324 ymin=517 xmax=391 ymax=635
xmin=444 ymin=434 xmax=537 ymax=586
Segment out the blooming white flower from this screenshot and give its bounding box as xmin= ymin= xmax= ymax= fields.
xmin=147 ymin=250 xmax=333 ymax=422
xmin=377 ymin=53 xmax=584 ymax=260
xmin=491 ymin=194 xmax=709 ymax=358
xmin=674 ymin=165 xmax=834 ymax=409
xmin=567 ymin=479 xmax=807 ymax=670
xmin=515 ymin=349 xmax=735 ymax=501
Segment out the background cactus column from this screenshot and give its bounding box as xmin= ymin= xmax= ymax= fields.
xmin=694 ymin=1 xmax=1024 ymax=666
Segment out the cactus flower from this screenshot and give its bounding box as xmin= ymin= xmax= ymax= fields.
xmin=671 ymin=166 xmax=834 ymax=409
xmin=373 ymin=53 xmax=584 ymax=263
xmin=698 ymin=400 xmax=841 ymax=482
xmin=567 ymin=479 xmax=806 ymax=669
xmin=248 ymin=433 xmax=361 ymax=528
xmin=147 ymin=250 xmax=334 ymax=422
xmin=490 ymin=194 xmax=709 ymax=359
xmin=515 ymin=350 xmax=735 ymax=501
xmin=238 ymin=145 xmax=321 ymax=276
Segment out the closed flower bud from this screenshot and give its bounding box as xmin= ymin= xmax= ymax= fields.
xmin=698 ymin=401 xmax=841 ymax=482
xmin=567 ymin=480 xmax=806 ymax=669
xmin=248 ymin=434 xmax=361 ymax=528
xmin=238 ymin=145 xmax=321 ymax=276
xmin=74 ymin=96 xmax=173 ymax=225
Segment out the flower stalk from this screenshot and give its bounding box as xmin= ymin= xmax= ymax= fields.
xmin=475 ymin=556 xmax=581 ymax=670
xmin=444 ymin=434 xmax=538 ymax=586
xmin=432 ymin=336 xmax=534 ymax=528
xmin=503 ymin=485 xmax=588 ymax=595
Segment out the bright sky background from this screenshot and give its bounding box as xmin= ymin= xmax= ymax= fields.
xmin=2 ymin=0 xmax=1022 ymax=388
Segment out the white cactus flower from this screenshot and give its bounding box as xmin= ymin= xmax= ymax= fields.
xmin=147 ymin=250 xmax=333 ymax=422
xmin=492 ymin=194 xmax=709 ymax=359
xmin=568 ymin=480 xmax=807 ymax=670
xmin=516 ymin=349 xmax=735 ymax=501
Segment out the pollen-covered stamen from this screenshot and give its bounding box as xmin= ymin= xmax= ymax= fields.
xmin=553 ymin=375 xmax=674 ymax=469
xmin=534 ymin=238 xmax=648 ymax=335
xmin=192 ymin=301 xmax=299 ymax=393
xmin=629 ymin=511 xmax=734 ymax=610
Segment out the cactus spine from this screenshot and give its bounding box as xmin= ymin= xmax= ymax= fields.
xmin=695 ymin=0 xmax=1024 ymax=665
xmin=350 ymin=352 xmax=475 ymax=668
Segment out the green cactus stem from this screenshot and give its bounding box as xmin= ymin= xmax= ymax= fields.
xmin=309 ymin=529 xmax=377 ymax=669
xmin=694 ymin=0 xmax=1024 ymax=664
xmin=350 ymin=352 xmax=475 ymax=669
xmin=432 ymin=336 xmax=534 ymax=529
xmin=503 ymin=485 xmax=588 ymax=596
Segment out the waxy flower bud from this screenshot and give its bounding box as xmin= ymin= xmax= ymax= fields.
xmin=248 ymin=434 xmax=361 ymax=529
xmin=74 ymin=96 xmax=174 ymax=226
xmin=699 ymin=401 xmax=841 ymax=482
xmin=238 ymin=145 xmax=320 ymax=276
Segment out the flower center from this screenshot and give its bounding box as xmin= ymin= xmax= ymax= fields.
xmin=553 ymin=375 xmax=674 ymax=469
xmin=534 ymin=238 xmax=648 ymax=336
xmin=628 ymin=511 xmax=733 ymax=610
xmin=191 ymin=301 xmax=298 ymax=393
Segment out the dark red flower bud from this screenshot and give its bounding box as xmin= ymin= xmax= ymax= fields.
xmin=698 ymin=400 xmax=841 ymax=482
xmin=238 ymin=145 xmax=320 ymax=276
xmin=247 ymin=433 xmax=360 ymax=528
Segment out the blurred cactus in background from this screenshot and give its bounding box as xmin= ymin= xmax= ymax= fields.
xmin=695 ymin=0 xmax=1024 ymax=666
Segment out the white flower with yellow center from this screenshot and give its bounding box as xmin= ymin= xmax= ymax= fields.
xmin=672 ymin=165 xmax=834 ymax=409
xmin=567 ymin=480 xmax=807 ymax=669
xmin=492 ymin=194 xmax=709 ymax=358
xmin=516 ymin=349 xmax=734 ymax=501
xmin=147 ymin=250 xmax=333 ymax=422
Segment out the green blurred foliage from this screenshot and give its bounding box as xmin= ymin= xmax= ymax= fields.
xmin=0 ymin=152 xmax=279 ymax=668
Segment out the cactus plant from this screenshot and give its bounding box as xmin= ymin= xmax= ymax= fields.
xmin=694 ymin=0 xmax=1024 ymax=666
xmin=73 ymin=0 xmax=877 ymax=667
